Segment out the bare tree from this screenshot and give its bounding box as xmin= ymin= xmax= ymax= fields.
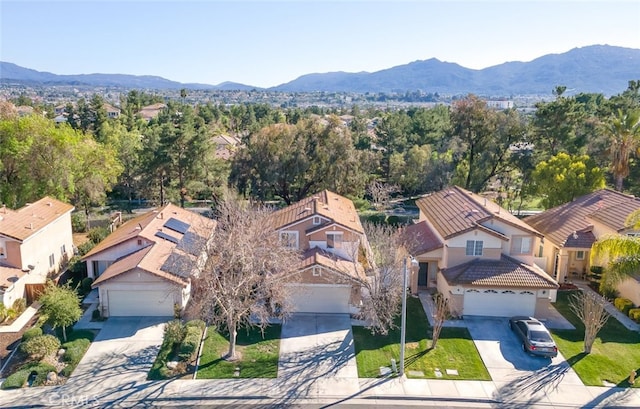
xmin=187 ymin=193 xmax=301 ymax=360
xmin=356 ymin=221 xmax=409 ymax=334
xmin=367 ymin=181 xmax=400 ymax=211
xmin=431 ymin=293 xmax=450 ymax=349
xmin=569 ymin=290 xmax=610 ymax=354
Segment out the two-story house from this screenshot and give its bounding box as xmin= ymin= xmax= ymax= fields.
xmin=83 ymin=203 xmax=214 ymax=317
xmin=271 ymin=190 xmax=367 ymax=314
xmin=406 ymin=186 xmax=558 ymax=317
xmin=525 ymin=189 xmax=640 ymax=305
xmin=0 ymin=197 xmax=74 ymax=307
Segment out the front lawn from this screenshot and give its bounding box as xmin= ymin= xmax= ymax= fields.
xmin=196 ymin=325 xmax=281 ymax=379
xmin=353 ymin=297 xmax=490 ymax=380
xmin=551 ymin=290 xmax=640 ymax=387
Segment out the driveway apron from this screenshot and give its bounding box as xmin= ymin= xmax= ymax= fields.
xmin=62 ymin=317 xmax=166 ymax=401
xmin=277 ymin=313 xmax=359 ymax=398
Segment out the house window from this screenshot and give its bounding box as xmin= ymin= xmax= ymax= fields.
xmin=327 ymin=232 xmax=343 ymax=249
xmin=49 ymin=253 xmax=55 ymax=267
xmin=0 ymin=245 xmax=5 ymax=258
xmin=465 ymin=240 xmax=483 ymax=256
xmin=60 ymin=244 xmax=66 ymax=255
xmin=511 ymin=236 xmax=532 ymax=255
xmin=575 ymin=251 xmax=585 ymax=260
xmin=312 ymin=268 xmax=321 ymax=277
xmin=313 ymin=216 xmax=321 ymax=225
xmin=279 ymin=231 xmax=299 ymax=249
xmin=137 ymin=239 xmax=143 ymax=246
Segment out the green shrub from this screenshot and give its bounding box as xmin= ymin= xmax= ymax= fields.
xmin=148 ymin=337 xmax=174 ymax=380
xmin=80 ymin=277 xmax=93 ymax=294
xmin=614 ymin=297 xmax=634 ymax=315
xmin=87 ymin=227 xmax=110 ymax=244
xmin=65 ymin=329 xmax=96 ymax=343
xmin=629 ymin=308 xmax=640 ymax=323
xmin=185 ymin=319 xmax=206 ymax=331
xmin=60 ymin=338 xmax=91 ymax=377
xmin=20 ymin=334 xmax=61 ymax=359
xmin=178 ymin=325 xmax=203 ymax=362
xmin=6 ymin=308 xmax=19 ymax=321
xmin=0 ymin=362 xmax=56 ymax=389
xmin=0 ymin=304 xmax=7 ymax=322
xmin=21 ymin=327 xmax=43 ymax=342
xmin=164 ymin=320 xmax=186 ymax=345
xmin=77 ymin=241 xmax=95 ymax=256
xmin=71 ymin=213 xmax=87 ymax=233
xmin=12 ymin=298 xmax=27 ymax=314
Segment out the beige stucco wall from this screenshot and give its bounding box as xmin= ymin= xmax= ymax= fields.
xmin=447 ymin=247 xmax=502 ymax=268
xmin=288 ymin=266 xmax=362 ymax=305
xmin=96 ymin=269 xmax=186 ymax=317
xmin=618 ymin=277 xmax=640 ymax=307
xmin=85 ymin=238 xmax=152 ymax=278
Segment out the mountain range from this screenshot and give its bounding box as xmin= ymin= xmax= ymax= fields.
xmin=1 ymin=45 xmax=638 ymax=96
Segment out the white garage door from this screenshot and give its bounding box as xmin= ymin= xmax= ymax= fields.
xmin=107 ymin=290 xmax=175 ymax=317
xmin=288 ymin=284 xmax=351 ymax=314
xmin=463 ymin=288 xmax=536 ymax=317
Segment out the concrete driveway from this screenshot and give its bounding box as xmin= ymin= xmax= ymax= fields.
xmin=277 ymin=314 xmax=359 ymax=398
xmin=62 ymin=317 xmax=166 ymax=401
xmin=466 ymin=316 xmax=587 ymax=406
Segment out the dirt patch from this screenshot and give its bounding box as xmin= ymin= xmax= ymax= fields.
xmin=0 ymin=314 xmax=39 ymax=377
xmin=73 ymin=233 xmax=90 ymax=248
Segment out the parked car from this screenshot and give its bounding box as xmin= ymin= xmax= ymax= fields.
xmin=509 ymin=316 xmax=558 ymax=358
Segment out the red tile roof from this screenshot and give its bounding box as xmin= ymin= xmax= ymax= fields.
xmin=416 ymin=186 xmax=540 ymax=240
xmin=299 ymin=247 xmax=366 ymax=282
xmin=270 ymin=190 xmax=363 ymax=234
xmin=0 ymin=197 xmax=74 ymax=241
xmin=0 ymin=263 xmax=25 ymax=290
xmin=442 ymin=255 xmax=558 ymax=288
xmin=403 ymin=221 xmax=444 ymax=256
xmin=525 ymin=189 xmax=640 ymax=247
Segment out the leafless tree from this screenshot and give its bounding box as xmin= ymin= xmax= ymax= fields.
xmin=569 ymin=290 xmax=610 ymax=354
xmin=186 ymin=192 xmax=301 ymax=360
xmin=367 ymin=181 xmax=400 ymax=211
xmin=431 ymin=293 xmax=450 ymax=349
xmin=356 ymin=221 xmax=409 ymax=335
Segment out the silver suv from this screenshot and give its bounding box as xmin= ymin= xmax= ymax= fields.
xmin=509 ymin=316 xmax=558 ymax=358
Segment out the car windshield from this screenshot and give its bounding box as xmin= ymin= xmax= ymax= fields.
xmin=530 ymin=330 xmax=552 ymax=342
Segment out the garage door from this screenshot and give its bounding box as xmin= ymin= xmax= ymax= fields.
xmin=288 ymin=284 xmax=351 ymax=314
xmin=107 ymin=290 xmax=175 ymax=317
xmin=463 ymin=288 xmax=536 ymax=317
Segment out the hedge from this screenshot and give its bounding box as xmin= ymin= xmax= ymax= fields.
xmin=629 ymin=308 xmax=640 ymax=323
xmin=60 ymin=338 xmax=91 ymax=377
xmin=22 ymin=327 xmax=43 ymax=342
xmin=178 ymin=325 xmax=203 ymax=362
xmin=185 ymin=319 xmax=206 ymax=331
xmin=148 ymin=337 xmax=174 ymax=380
xmin=0 ymin=362 xmax=56 ymax=389
xmin=614 ymin=297 xmax=634 ymax=316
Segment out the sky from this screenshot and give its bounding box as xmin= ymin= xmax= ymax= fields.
xmin=1 ymin=0 xmax=639 ymax=88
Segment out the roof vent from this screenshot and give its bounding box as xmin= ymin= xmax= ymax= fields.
xmin=47 ymin=202 xmax=52 ymax=206
xmin=572 ymin=231 xmax=578 ymax=239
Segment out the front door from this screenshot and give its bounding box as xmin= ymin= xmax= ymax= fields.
xmin=418 ymin=262 xmax=428 ymax=286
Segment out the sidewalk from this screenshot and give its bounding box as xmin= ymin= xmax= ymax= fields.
xmin=575 ymin=282 xmax=640 ymax=332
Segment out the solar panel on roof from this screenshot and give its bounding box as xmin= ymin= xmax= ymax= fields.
xmin=164 ymin=217 xmax=190 ymax=234
xmin=155 ymin=231 xmax=179 ymax=244
xmin=177 ymin=231 xmax=205 ymax=255
xmin=161 ymin=252 xmax=192 ymax=278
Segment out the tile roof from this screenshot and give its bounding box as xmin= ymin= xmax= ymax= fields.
xmin=415 ymin=186 xmax=540 ymax=239
xmin=525 ymin=189 xmax=640 ymax=247
xmin=442 ymin=255 xmax=558 ymax=289
xmin=0 ymin=262 xmax=25 ymax=290
xmin=562 ymin=228 xmax=596 ymax=249
xmin=0 ymin=197 xmax=74 ymax=241
xmin=270 ymin=190 xmax=364 ymax=234
xmin=402 ymin=221 xmax=444 ymax=256
xmin=299 ymin=247 xmax=366 ymax=282
xmin=88 ymin=203 xmax=214 ymax=287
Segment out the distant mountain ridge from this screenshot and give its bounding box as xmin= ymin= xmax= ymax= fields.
xmin=1 ymin=45 xmax=638 ymax=95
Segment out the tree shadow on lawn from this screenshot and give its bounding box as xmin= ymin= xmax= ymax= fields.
xmin=493 ymin=353 xmax=586 ymax=408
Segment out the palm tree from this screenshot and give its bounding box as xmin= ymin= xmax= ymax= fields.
xmin=606 ymin=109 xmax=640 ymax=191
xmin=591 ymin=210 xmax=640 ymax=288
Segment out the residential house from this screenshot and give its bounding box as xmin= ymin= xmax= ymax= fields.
xmin=138 ymin=103 xmax=167 ymax=121
xmin=84 ymin=204 xmax=214 ymax=317
xmin=103 ymin=103 xmax=121 ymax=119
xmin=212 ymin=134 xmax=242 ymax=160
xmin=0 ymin=197 xmax=74 ymax=307
xmin=407 ymin=186 xmax=558 ymax=317
xmin=271 ymin=190 xmax=367 ymax=314
xmin=525 ymin=189 xmax=640 ymax=305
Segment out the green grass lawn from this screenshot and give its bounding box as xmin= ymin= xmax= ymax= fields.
xmin=353 ymin=297 xmax=490 ymax=380
xmin=551 ymin=290 xmax=640 ymax=387
xmin=196 ymin=325 xmax=281 ymax=379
